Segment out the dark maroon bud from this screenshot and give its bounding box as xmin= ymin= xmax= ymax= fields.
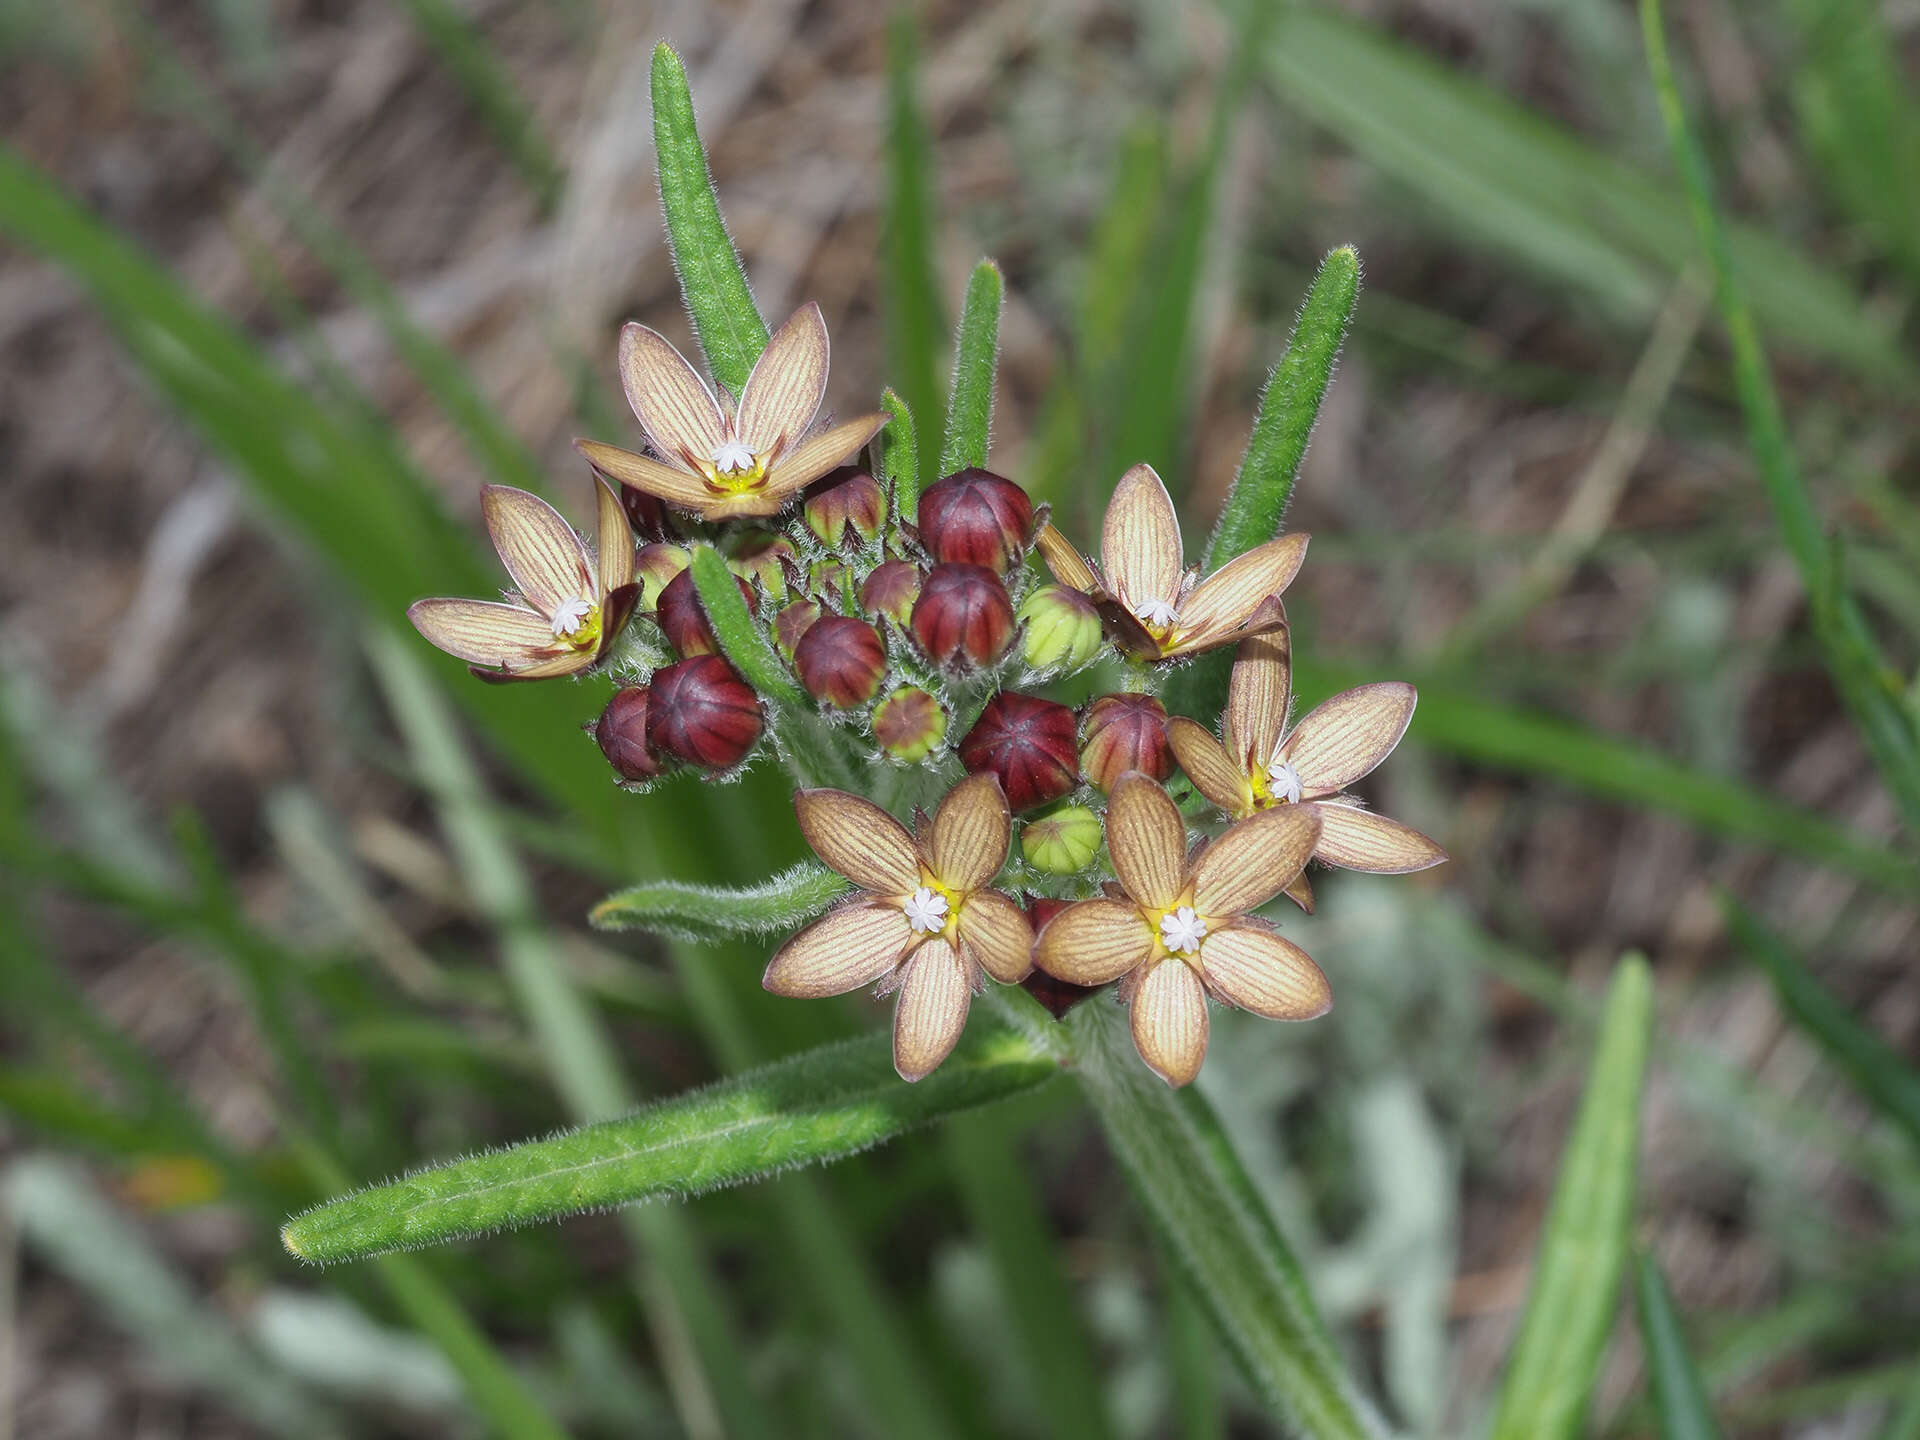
xmin=803 ymin=467 xmax=886 ymax=548
xmin=594 ymin=686 xmax=662 ymax=782
xmin=916 ymin=468 xmax=1035 ymax=573
xmin=774 ymin=598 xmax=822 ymax=660
xmin=1021 ymin=898 xmax=1097 ymax=1018
xmin=620 ymin=486 xmax=674 ymax=544
xmin=957 ymin=691 xmax=1078 ymax=810
xmin=1080 ymin=693 xmax=1172 ymax=793
xmin=859 ymin=559 xmax=923 ymax=626
xmin=794 ymin=616 xmax=887 ymax=709
xmin=646 ymin=656 xmax=763 ymax=770
xmin=911 ymin=563 xmax=1015 ymax=670
xmin=656 ymin=565 xmax=757 ymax=658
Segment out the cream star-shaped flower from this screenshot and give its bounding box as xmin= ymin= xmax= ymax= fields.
xmin=576 ymin=301 xmax=886 ymax=522
xmin=1165 ymin=629 xmax=1447 ymax=910
xmin=1034 ymin=463 xmax=1307 ymax=662
xmin=1033 ymin=773 xmax=1330 ymax=1087
xmin=763 ymin=773 xmax=1034 ymax=1081
xmin=407 ymin=477 xmax=638 ymax=681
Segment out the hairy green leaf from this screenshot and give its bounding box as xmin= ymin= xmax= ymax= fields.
xmin=689 ymin=546 xmax=807 ymax=710
xmin=1489 ymin=954 xmax=1653 ymax=1440
xmin=652 ymin=42 xmax=768 ymax=395
xmin=1635 ymin=1247 xmax=1724 ymax=1440
xmin=940 ymin=259 xmax=1003 ymax=476
xmin=1066 ymin=1003 xmax=1379 ymax=1440
xmin=590 ymin=863 xmax=851 ymax=941
xmin=1721 ymin=895 xmax=1920 ymax=1153
xmin=880 ymin=387 xmax=921 ymax=528
xmin=282 ymin=1028 xmax=1058 ymax=1264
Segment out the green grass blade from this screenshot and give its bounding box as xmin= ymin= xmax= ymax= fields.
xmin=940 ymin=259 xmax=1003 ymax=475
xmin=591 ymin=862 xmax=850 ymax=940
xmin=1640 ymin=0 xmax=1920 ymax=837
xmin=651 ymin=42 xmax=768 ymax=394
xmin=396 ymin=0 xmax=564 ymax=211
xmin=1488 ymin=954 xmax=1653 ymax=1440
xmin=1634 ymin=1247 xmax=1724 ymax=1440
xmin=1298 ymin=661 xmax=1920 ymax=895
xmin=945 ymin=1110 xmax=1117 ymax=1440
xmin=1882 ymin=1365 xmax=1920 ymax=1440
xmin=1259 ymin=7 xmax=1913 ymax=388
xmin=1721 ymin=895 xmax=1920 ymax=1153
xmin=880 ymin=386 xmax=922 ymax=526
xmin=281 ymin=1026 xmax=1056 ymax=1264
xmin=1066 ymin=1002 xmax=1380 ymax=1440
xmin=882 ymin=12 xmax=947 ymax=489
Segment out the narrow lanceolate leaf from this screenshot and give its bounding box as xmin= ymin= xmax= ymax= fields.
xmin=1640 ymin=0 xmax=1920 ymax=838
xmin=282 ymin=1027 xmax=1058 ymax=1264
xmin=651 ymin=42 xmax=768 ymax=396
xmin=1722 ymin=895 xmax=1920 ymax=1153
xmin=882 ymin=13 xmax=946 ymax=489
xmin=880 ymin=387 xmax=921 ymax=527
xmin=1067 ymin=1003 xmax=1380 ymax=1440
xmin=590 ymin=863 xmax=851 ymax=941
xmin=1488 ymin=955 xmax=1654 ymax=1440
xmin=1203 ymin=246 xmax=1359 ymax=569
xmin=689 ymin=546 xmax=806 ymax=709
xmin=1634 ymin=1247 xmax=1724 ymax=1440
xmin=940 ymin=259 xmax=1003 ymax=476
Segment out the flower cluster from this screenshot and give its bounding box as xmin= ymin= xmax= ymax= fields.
xmin=409 ymin=302 xmax=1445 ymax=1085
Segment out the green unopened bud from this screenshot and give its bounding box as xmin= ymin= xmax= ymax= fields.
xmin=871 ymin=685 xmax=947 ymax=762
xmin=1018 ymin=584 xmax=1103 ymax=671
xmin=727 ymin=532 xmax=796 ymax=601
xmin=1021 ymin=806 xmax=1102 ymax=874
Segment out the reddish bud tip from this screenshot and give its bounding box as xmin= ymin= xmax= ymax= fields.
xmin=911 ymin=563 xmax=1015 ymax=670
xmin=645 ymin=656 xmax=764 ymax=770
xmin=594 ymin=686 xmax=662 ymax=781
xmin=859 ymin=559 xmax=923 ymax=626
xmin=957 ymin=691 xmax=1079 ymax=810
xmin=1080 ymin=693 xmax=1172 ymax=793
xmin=872 ymin=685 xmax=948 ymax=762
xmin=656 ymin=565 xmax=757 ymax=658
xmin=774 ymin=598 xmax=822 ymax=660
xmin=916 ymin=468 xmax=1035 ymax=573
xmin=794 ymin=616 xmax=887 ymax=709
xmin=803 ymin=467 xmax=886 ymax=548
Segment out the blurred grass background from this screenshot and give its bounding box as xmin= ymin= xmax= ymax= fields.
xmin=2 ymin=0 xmax=1918 ymax=1436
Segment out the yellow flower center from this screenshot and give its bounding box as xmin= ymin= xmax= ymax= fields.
xmin=550 ymin=599 xmax=602 ymax=652
xmin=905 ymin=874 xmax=964 ymax=942
xmin=703 ymin=441 xmax=768 ymax=493
xmin=1143 ymin=898 xmax=1208 ymax=959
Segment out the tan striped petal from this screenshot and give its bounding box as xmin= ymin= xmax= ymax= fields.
xmin=760 ymin=412 xmax=888 ymax=500
xmin=574 ymin=439 xmax=721 ymax=512
xmin=484 ymin=649 xmax=598 ymax=681
xmin=618 ymin=322 xmax=727 ymax=466
xmin=1034 ymin=523 xmax=1103 ymax=596
xmin=1129 ymin=958 xmax=1209 ymax=1087
xmin=794 ymin=789 xmax=922 ymax=894
xmin=1166 ymin=718 xmax=1253 ymax=816
xmin=1280 ymin=682 xmax=1416 ymax=794
xmin=481 ymin=486 xmax=593 ymax=619
xmin=408 ymin=597 xmax=558 ymax=667
xmin=1282 ymin=870 xmax=1315 ymax=914
xmin=1032 ymin=899 xmax=1155 ymax=985
xmin=1102 ymin=464 xmax=1182 ymax=618
xmin=593 ymin=473 xmax=634 ymax=596
xmin=1311 ymin=801 xmax=1447 ymax=873
xmin=893 ymin=937 xmax=972 ymax=1081
xmin=762 ymin=901 xmax=912 ymax=998
xmin=926 ymin=773 xmax=1011 ymax=892
xmin=956 ymin=888 xmax=1032 ymax=983
xmin=1105 ymin=772 xmax=1188 ymax=910
xmin=1224 ymin=628 xmax=1292 ymax=773
xmin=1190 ymin=805 xmax=1320 ymax=918
xmin=1198 ymin=924 xmax=1330 ymax=1019
xmin=735 ymin=302 xmax=830 ymax=452
xmin=1169 ymin=533 xmax=1307 ymax=655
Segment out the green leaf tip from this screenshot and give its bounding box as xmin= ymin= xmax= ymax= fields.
xmin=940 ymin=258 xmax=1004 ymax=476
xmin=279 ymin=1027 xmax=1058 ymax=1265
xmin=652 ymin=41 xmax=768 ymax=396
xmin=591 ymin=862 xmax=850 ymax=941
xmin=1633 ymin=1246 xmax=1724 ymax=1440
xmin=1489 ymin=952 xmax=1653 ymax=1440
xmin=880 ymin=388 xmax=921 ymax=527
